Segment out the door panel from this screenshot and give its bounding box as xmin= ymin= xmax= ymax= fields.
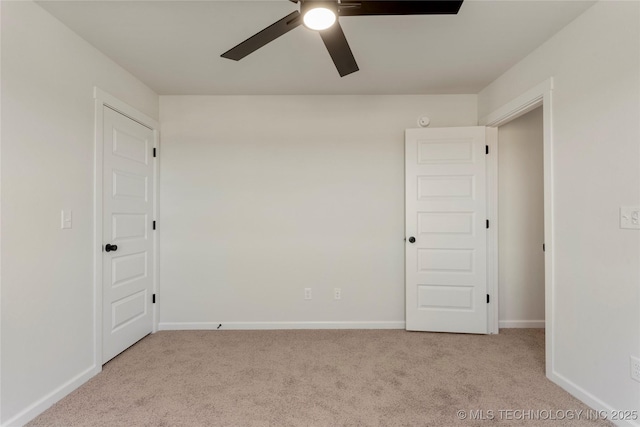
xmin=103 ymin=106 xmax=154 ymax=362
xmin=406 ymin=127 xmax=488 ymax=334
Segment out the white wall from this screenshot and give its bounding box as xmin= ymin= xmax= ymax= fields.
xmin=0 ymin=2 xmax=158 ymax=425
xmin=479 ymin=0 xmax=640 ymax=419
xmin=159 ymin=95 xmax=477 ymax=328
xmin=498 ymin=107 xmax=545 ymax=328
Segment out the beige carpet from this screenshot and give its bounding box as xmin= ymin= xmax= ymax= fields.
xmin=28 ymin=329 xmax=611 ymax=426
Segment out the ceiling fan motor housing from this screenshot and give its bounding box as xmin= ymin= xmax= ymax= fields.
xmin=300 ymin=0 xmax=338 ymax=14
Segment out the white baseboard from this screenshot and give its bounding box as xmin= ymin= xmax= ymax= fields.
xmin=549 ymin=370 xmax=640 ymax=427
xmin=499 ymin=320 xmax=545 ymax=328
xmin=158 ymin=321 xmax=406 ymax=331
xmin=2 ymin=365 xmax=101 ymax=427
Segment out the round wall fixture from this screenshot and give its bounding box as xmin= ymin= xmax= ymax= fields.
xmin=418 ymin=116 xmax=431 ymax=127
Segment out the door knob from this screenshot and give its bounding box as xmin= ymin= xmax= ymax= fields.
xmin=105 ymin=243 xmax=118 ymax=252
xmin=408 ymin=237 xmax=416 ymax=243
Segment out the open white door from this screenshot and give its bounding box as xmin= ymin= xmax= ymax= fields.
xmin=405 ymin=127 xmax=489 ymax=334
xmin=102 ymin=106 xmax=155 ymax=362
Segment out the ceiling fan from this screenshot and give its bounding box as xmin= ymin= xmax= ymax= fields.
xmin=221 ymin=0 xmax=464 ymax=77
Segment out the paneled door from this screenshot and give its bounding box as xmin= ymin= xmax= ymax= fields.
xmin=405 ymin=127 xmax=488 ymax=334
xmin=102 ymin=106 xmax=155 ymax=362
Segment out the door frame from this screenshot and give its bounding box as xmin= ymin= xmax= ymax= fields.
xmin=93 ymin=87 xmax=160 ymax=366
xmin=479 ymin=78 xmax=554 ymax=377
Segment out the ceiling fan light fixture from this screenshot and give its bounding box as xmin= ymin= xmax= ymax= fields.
xmin=221 ymin=0 xmax=465 ymax=77
xmin=303 ymin=6 xmax=337 ymax=31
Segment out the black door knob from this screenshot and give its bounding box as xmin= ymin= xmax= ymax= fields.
xmin=105 ymin=244 xmax=118 ymax=252
xmin=408 ymin=237 xmax=416 ymax=243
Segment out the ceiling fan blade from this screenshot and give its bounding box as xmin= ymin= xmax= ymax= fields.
xmin=319 ymin=21 xmax=359 ymax=77
xmin=338 ymin=1 xmax=463 ymax=17
xmin=221 ymin=11 xmax=302 ymax=61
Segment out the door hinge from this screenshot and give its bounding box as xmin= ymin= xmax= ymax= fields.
xmin=153 ymin=220 xmax=156 ymax=230
xmin=486 ymin=219 xmax=490 ymax=229
xmin=152 ymin=294 xmax=156 ymax=304
xmin=485 ymin=145 xmax=489 ymax=155
xmin=153 ymin=148 xmax=157 ymax=158
xmin=487 ymin=294 xmax=490 ymax=304
xmin=543 ymin=243 xmax=545 ymax=252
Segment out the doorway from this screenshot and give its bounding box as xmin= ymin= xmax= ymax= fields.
xmin=93 ymin=88 xmax=159 ymax=366
xmin=479 ymin=78 xmax=554 ymax=377
xmin=497 ymin=107 xmax=545 ymax=329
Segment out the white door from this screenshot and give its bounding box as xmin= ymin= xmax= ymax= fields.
xmin=103 ymin=106 xmax=155 ymax=362
xmin=405 ymin=127 xmax=488 ymax=334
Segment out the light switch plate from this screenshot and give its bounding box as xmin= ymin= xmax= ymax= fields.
xmin=61 ymin=210 xmax=72 ymax=229
xmin=631 ymin=355 xmax=640 ymax=382
xmin=620 ymin=207 xmax=640 ymax=229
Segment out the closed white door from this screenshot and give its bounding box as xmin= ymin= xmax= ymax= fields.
xmin=103 ymin=106 xmax=155 ymax=362
xmin=405 ymin=127 xmax=488 ymax=334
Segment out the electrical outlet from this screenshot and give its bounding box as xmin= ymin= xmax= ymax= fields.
xmin=334 ymin=288 xmax=341 ymax=300
xmin=61 ymin=210 xmax=72 ymax=229
xmin=620 ymin=207 xmax=640 ymax=229
xmin=631 ymin=356 xmax=640 ymax=382
xmin=304 ymin=288 xmax=312 ymax=300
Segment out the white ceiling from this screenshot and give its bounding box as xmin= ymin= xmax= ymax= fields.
xmin=37 ymin=0 xmax=595 ymax=95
